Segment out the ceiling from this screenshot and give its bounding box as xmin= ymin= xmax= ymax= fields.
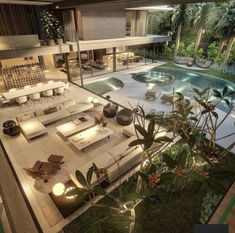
xmin=0 ymin=0 xmax=222 ymax=8
xmin=55 ymin=0 xmax=222 ymax=9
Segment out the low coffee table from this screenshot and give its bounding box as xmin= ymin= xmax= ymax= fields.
xmin=56 ymin=113 xmax=95 ymax=137
xmin=68 ymin=125 xmax=113 ymax=152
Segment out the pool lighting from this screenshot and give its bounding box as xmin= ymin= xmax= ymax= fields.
xmin=147 ymin=83 xmax=155 ymax=90
xmin=187 ymin=73 xmax=198 ymax=77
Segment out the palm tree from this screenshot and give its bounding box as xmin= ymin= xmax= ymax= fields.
xmin=193 ymin=3 xmax=210 ymax=56
xmin=206 ymin=2 xmax=229 ymax=55
xmin=172 ymin=4 xmax=189 ymax=57
xmin=215 ymin=2 xmax=235 ymax=63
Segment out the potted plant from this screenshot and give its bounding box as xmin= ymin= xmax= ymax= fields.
xmin=94 ymin=114 xmax=107 ymax=131
xmin=40 ymin=10 xmax=55 ymax=46
xmin=40 ymin=10 xmax=64 ymax=46
xmin=54 ymin=24 xmax=64 ymax=45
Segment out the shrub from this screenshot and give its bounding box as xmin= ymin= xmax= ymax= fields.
xmin=207 ymin=42 xmax=218 ymax=62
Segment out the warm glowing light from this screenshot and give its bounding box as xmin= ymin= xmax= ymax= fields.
xmin=147 ymin=83 xmax=155 ymax=90
xmin=52 ymin=183 xmax=65 ymax=196
xmin=64 ymin=187 xmax=77 ymax=199
xmin=93 ymin=98 xmax=99 ymax=104
xmin=87 ymin=96 xmax=94 ymax=103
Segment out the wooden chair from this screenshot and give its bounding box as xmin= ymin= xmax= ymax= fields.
xmin=24 ymin=160 xmax=61 ymax=183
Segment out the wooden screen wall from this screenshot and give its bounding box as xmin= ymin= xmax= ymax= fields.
xmin=0 ymin=4 xmax=41 ymax=36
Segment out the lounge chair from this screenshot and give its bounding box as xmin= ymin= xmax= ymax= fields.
xmin=116 ymin=108 xmax=133 ymax=126
xmin=196 ymin=59 xmax=212 ymax=69
xmin=173 ymin=56 xmax=194 ymax=65
xmin=103 ymin=103 xmax=119 ymax=118
xmin=90 ymin=60 xmax=108 ymax=70
xmin=24 ymin=155 xmax=64 ymax=182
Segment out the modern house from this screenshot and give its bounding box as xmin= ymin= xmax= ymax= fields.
xmin=0 ymin=1 xmax=234 ymax=233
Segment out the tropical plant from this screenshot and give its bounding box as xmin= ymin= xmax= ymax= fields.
xmin=228 ymin=44 xmax=235 ymax=65
xmin=172 ymin=4 xmax=190 ymax=57
xmin=163 ymin=44 xmax=173 ymax=60
xmin=148 ymin=11 xmax=173 ymax=35
xmin=68 ymin=86 xmax=235 ymax=233
xmin=193 ymin=3 xmax=210 ymax=56
xmin=207 ymin=42 xmax=219 ymax=61
xmin=215 ymin=2 xmax=235 ymax=64
xmin=204 ymin=2 xmax=229 ymax=55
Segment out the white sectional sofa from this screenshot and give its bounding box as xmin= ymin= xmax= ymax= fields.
xmin=16 ymin=99 xmax=94 ymax=139
xmin=70 ymin=136 xmax=143 ymax=188
xmin=16 ymin=114 xmax=47 ymax=140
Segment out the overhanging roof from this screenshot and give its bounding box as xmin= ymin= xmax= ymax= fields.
xmin=55 ymin=0 xmax=221 ymax=10
xmin=67 ymin=35 xmax=171 ymax=52
xmin=0 ymin=44 xmax=70 ymax=60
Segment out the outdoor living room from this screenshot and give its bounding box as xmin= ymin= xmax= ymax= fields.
xmin=0 ymin=83 xmax=154 ymax=233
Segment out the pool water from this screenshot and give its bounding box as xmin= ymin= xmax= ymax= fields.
xmin=85 ymin=77 xmax=124 ymax=95
xmin=84 ymin=67 xmax=235 ymax=113
xmin=151 ymin=67 xmax=235 ymax=112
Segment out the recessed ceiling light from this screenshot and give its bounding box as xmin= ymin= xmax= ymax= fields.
xmin=126 ymin=5 xmax=175 ymax=12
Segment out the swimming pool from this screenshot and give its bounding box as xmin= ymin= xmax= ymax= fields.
xmin=85 ymin=77 xmax=124 ymax=95
xmin=150 ymin=67 xmax=235 ymax=112
xmin=84 ymin=67 xmax=235 ymax=112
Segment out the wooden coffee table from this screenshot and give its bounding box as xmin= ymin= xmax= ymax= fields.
xmin=68 ymin=125 xmax=113 ymax=152
xmin=56 ymin=113 xmax=95 ymax=137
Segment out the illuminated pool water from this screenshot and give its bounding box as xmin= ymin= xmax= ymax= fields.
xmin=150 ymin=67 xmax=235 ymax=112
xmin=131 ymin=71 xmax=175 ymax=85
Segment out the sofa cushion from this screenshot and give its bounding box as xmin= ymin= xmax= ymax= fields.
xmin=44 ymin=106 xmax=58 ymax=115
xmin=106 ymin=146 xmax=143 ymax=182
xmin=18 ymin=118 xmax=47 ymax=139
xmin=123 ymin=125 xmax=136 ymax=137
xmin=107 ymin=136 xmax=138 ymax=161
xmin=37 ymin=109 xmax=70 ymax=125
xmin=66 ymin=102 xmax=94 ymax=115
xmin=35 ymin=109 xmax=45 ymax=117
xmin=63 ymin=99 xmax=76 ymax=108
xmin=16 ymin=112 xmax=35 ymax=122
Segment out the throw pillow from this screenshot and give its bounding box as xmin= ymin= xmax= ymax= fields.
xmin=44 ymin=107 xmax=58 ymax=115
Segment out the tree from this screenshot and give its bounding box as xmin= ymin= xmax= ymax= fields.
xmin=215 ymin=2 xmax=235 ymax=64
xmin=148 ymin=11 xmax=173 ymax=47
xmin=68 ymin=86 xmax=235 ymax=233
xmin=172 ymin=4 xmax=190 ymax=57
xmin=206 ymin=2 xmax=229 ymax=55
xmin=193 ymin=3 xmax=210 ymax=57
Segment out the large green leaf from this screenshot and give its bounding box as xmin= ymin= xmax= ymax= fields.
xmin=162 ymin=153 xmax=176 ymax=169
xmin=177 ymin=148 xmax=188 ymax=167
xmin=187 ymin=171 xmax=205 ymax=182
xmin=154 ymin=136 xmax=173 ymax=143
xmin=147 ymin=120 xmax=155 ymax=139
xmin=75 ymin=170 xmax=88 ymax=188
xmin=134 ymin=124 xmax=148 ymax=137
xmin=222 ymin=86 xmax=228 ymax=96
xmin=174 ymin=176 xmax=185 ymax=190
xmin=201 ymin=87 xmax=210 ymax=96
xmin=86 ymin=166 xmax=94 ymax=186
xmin=129 ymin=138 xmax=146 ymax=147
xmin=212 ymin=111 xmax=218 ymax=119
